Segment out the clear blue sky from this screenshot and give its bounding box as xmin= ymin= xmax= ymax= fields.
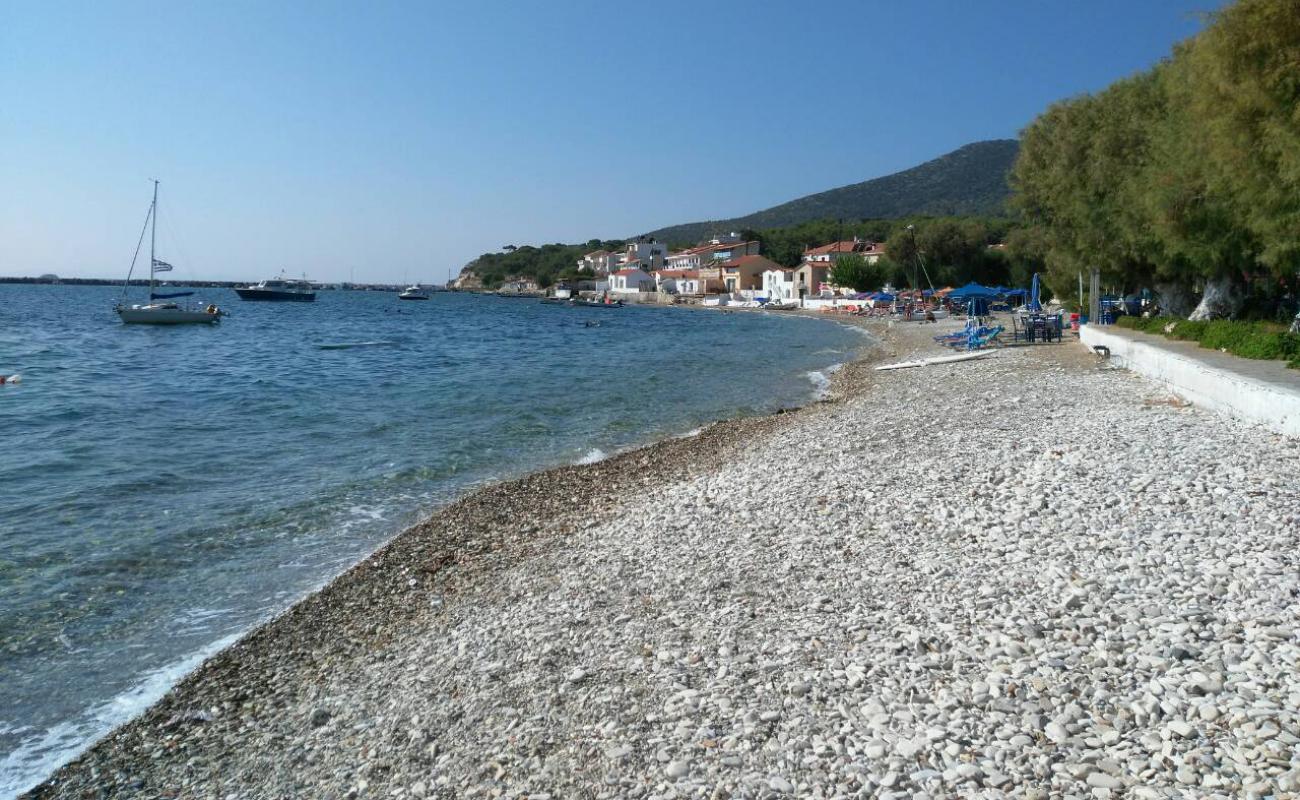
xmin=1 ymin=0 xmax=1220 ymax=283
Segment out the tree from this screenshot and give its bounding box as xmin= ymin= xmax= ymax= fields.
xmin=829 ymin=254 xmax=884 ymax=292
xmin=1009 ymin=0 xmax=1300 ymax=321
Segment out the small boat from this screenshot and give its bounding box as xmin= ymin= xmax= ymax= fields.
xmin=539 ymin=297 xmax=570 ymax=305
xmin=115 ymin=181 xmax=224 ymax=325
xmin=398 ymin=285 xmax=429 ymax=300
xmin=764 ymin=301 xmax=799 ymax=311
xmin=571 ymin=298 xmax=624 ymax=308
xmin=234 ymin=275 xmax=317 ymax=302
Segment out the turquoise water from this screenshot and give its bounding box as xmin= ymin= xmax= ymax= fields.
xmin=0 ymin=284 xmax=865 ymax=796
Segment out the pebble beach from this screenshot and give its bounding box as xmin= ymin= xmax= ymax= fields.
xmin=26 ymin=319 xmax=1300 ymax=799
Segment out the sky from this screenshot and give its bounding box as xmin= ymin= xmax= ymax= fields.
xmin=1 ymin=0 xmax=1222 ymax=284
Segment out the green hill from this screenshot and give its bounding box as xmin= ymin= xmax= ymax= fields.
xmin=644 ymin=139 xmax=1019 ymax=244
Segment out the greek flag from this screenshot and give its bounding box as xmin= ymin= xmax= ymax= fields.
xmin=152 ymin=259 xmax=174 ymax=272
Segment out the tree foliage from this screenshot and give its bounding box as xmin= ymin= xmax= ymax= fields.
xmin=829 ymin=254 xmax=884 ymax=292
xmin=1010 ymin=0 xmax=1300 ymax=318
xmin=468 ymin=239 xmax=625 ymax=289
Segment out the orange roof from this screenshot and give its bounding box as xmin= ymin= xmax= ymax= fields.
xmin=803 ymin=240 xmax=884 ymax=257
xmin=669 ymin=240 xmax=758 ymax=258
xmin=611 ymin=267 xmax=647 ymax=276
xmin=655 ymin=269 xmax=700 ymax=279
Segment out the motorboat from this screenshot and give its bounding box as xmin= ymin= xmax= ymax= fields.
xmin=234 ymin=276 xmax=316 ymax=302
xmin=115 ymin=181 xmax=224 ymax=325
xmin=398 ymin=285 xmax=430 ymax=300
xmin=571 ymin=298 xmax=624 ymax=308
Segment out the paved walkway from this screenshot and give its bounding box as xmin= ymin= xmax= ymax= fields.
xmin=1081 ymin=323 xmax=1300 ymax=436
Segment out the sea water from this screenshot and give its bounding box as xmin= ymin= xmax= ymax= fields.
xmin=0 ymin=284 xmax=864 ymax=796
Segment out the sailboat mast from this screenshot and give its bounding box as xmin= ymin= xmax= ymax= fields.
xmin=149 ymin=180 xmax=159 ymax=299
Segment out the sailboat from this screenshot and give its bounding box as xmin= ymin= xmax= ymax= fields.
xmin=115 ymin=181 xmax=224 ymax=324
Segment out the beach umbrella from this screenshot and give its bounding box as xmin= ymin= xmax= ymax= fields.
xmin=1029 ymin=273 xmax=1042 ymax=312
xmin=949 ymin=282 xmax=999 ymax=299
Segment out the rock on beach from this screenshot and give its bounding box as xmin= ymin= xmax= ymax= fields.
xmin=25 ymin=318 xmax=1300 ymax=799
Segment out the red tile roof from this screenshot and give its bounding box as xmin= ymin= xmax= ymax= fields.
xmin=802 ymin=240 xmax=884 ymax=257
xmin=611 ymin=267 xmax=647 ymax=276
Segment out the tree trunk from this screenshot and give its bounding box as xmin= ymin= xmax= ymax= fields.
xmin=1188 ymin=275 xmax=1245 ymax=321
xmin=1153 ymin=282 xmax=1197 ymax=317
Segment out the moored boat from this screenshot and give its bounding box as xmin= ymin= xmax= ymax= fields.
xmin=115 ymin=181 xmax=225 ymax=325
xmin=234 ymin=276 xmax=316 ymax=302
xmin=398 ymin=285 xmax=430 ymax=300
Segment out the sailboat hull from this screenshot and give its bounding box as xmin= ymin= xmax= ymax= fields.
xmin=117 ymin=306 xmax=221 ymax=324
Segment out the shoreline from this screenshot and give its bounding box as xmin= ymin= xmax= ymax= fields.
xmin=19 ymin=313 xmax=890 ymax=799
xmin=26 ymin=318 xmax=1300 ymax=799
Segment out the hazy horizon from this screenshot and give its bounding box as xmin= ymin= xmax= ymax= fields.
xmin=2 ymin=1 xmax=1219 ymax=283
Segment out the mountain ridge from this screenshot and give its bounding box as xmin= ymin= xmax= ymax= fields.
xmin=642 ymin=139 xmax=1019 ymax=244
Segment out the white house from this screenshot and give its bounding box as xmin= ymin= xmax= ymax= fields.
xmin=762 ymin=268 xmax=798 ymax=301
xmin=576 ymin=249 xmax=628 ymax=275
xmin=624 ymin=239 xmax=667 ymax=271
xmin=802 ymin=239 xmax=886 ymax=265
xmin=608 ymin=266 xmax=656 ymax=294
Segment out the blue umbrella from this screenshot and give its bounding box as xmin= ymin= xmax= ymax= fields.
xmin=1029 ymin=273 xmax=1042 ymax=312
xmin=949 ymin=281 xmax=999 ymax=299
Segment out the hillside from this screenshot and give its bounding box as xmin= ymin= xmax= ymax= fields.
xmin=644 ymin=139 xmax=1019 ymax=244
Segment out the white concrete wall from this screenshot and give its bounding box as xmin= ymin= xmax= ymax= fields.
xmin=1081 ymin=324 xmax=1300 ymax=437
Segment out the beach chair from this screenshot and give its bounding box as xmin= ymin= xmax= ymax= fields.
xmin=950 ymin=324 xmax=1003 ymax=350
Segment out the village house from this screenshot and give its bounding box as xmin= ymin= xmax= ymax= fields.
xmin=575 ymin=249 xmax=627 ymax=275
xmin=623 ymin=238 xmax=668 ymax=272
xmin=608 ymin=265 xmax=656 ymax=294
xmin=792 ymin=239 xmax=887 ymax=297
xmin=761 ymin=267 xmax=798 ymax=301
xmin=718 ymin=254 xmax=782 ymax=293
xmin=794 ymin=262 xmax=833 ymax=297
xmin=664 ymin=234 xmax=761 ymax=271
xmin=801 ymin=238 xmax=886 ymax=265
xmin=654 ymin=268 xmax=719 ymax=296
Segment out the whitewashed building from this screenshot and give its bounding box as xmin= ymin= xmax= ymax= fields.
xmin=608 ymin=266 xmax=656 ymax=294
xmin=762 ymin=268 xmax=798 ymax=301
xmin=576 ymin=249 xmax=628 ymax=275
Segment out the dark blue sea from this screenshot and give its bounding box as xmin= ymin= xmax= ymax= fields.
xmin=0 ymin=284 xmax=866 ymax=796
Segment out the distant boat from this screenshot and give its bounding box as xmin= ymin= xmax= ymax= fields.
xmin=115 ymin=181 xmax=224 ymax=325
xmin=571 ymin=298 xmax=624 ymax=308
xmin=398 ymin=285 xmax=429 ymax=300
xmin=234 ymin=276 xmax=316 ymax=302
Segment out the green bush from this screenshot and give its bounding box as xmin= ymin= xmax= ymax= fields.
xmin=1112 ymin=316 xmax=1299 ymax=368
